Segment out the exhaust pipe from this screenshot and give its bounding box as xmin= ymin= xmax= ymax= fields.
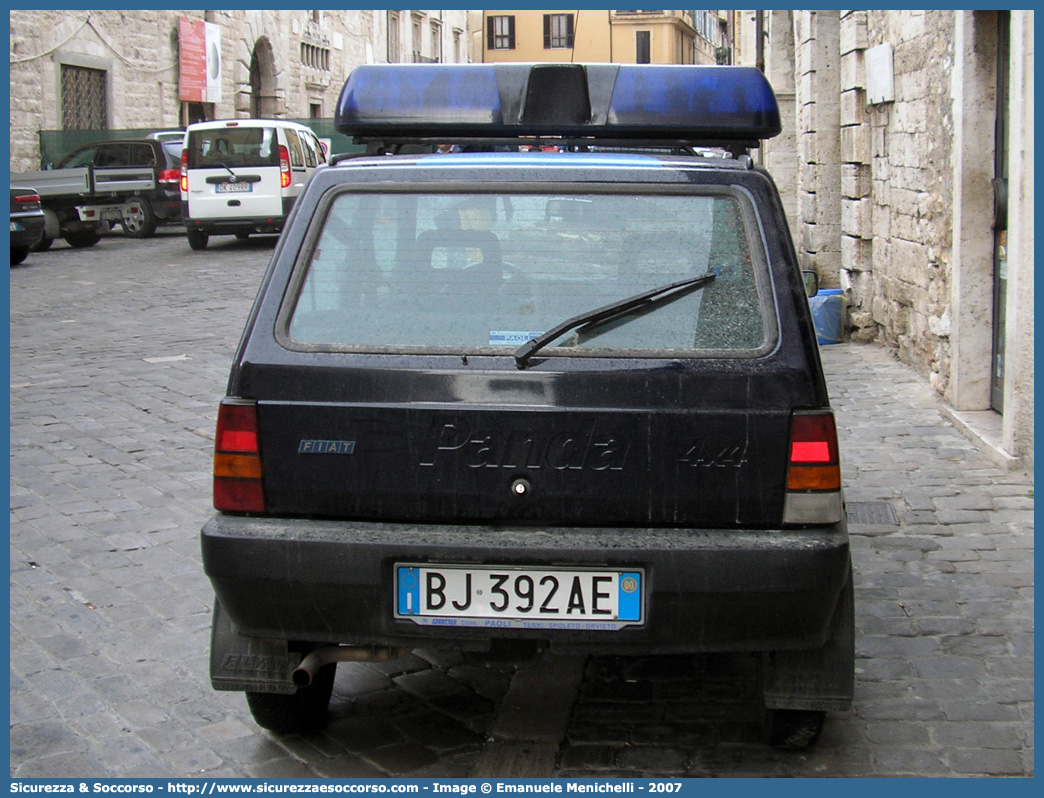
xmin=292 ymin=646 xmax=412 ymax=687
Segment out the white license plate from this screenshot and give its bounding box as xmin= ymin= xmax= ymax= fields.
xmin=216 ymin=182 xmax=252 ymax=193
xmin=101 ymin=209 xmax=123 ymax=220
xmin=395 ymin=564 xmax=644 ymax=631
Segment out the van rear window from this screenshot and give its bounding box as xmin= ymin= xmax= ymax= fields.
xmin=284 ymin=189 xmax=774 ymax=356
xmin=186 ymin=127 xmax=279 ymax=169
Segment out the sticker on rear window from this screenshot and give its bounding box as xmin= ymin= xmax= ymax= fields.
xmin=489 ymin=331 xmax=543 ymax=347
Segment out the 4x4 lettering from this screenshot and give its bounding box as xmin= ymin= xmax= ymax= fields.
xmin=680 ymin=442 xmax=749 ymax=469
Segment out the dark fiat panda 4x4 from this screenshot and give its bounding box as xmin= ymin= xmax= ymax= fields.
xmin=202 ymin=63 xmax=854 ymax=748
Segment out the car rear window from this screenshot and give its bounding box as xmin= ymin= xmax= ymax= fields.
xmin=186 ymin=127 xmax=280 ymax=168
xmin=282 ymin=187 xmax=774 ymax=356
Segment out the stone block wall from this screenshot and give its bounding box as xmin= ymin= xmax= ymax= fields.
xmin=9 ymin=10 xmax=467 ymax=172
xmin=759 ymin=9 xmax=1033 ymax=465
xmin=838 ymin=11 xmax=874 ymax=342
xmin=864 ymin=10 xmax=956 ymax=393
xmin=10 ymin=11 xmax=185 ymax=170
xmin=783 ymin=10 xmax=959 ymax=383
xmin=793 ymin=11 xmax=841 ymax=285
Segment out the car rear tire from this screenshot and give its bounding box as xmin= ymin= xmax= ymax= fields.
xmin=64 ymin=231 xmax=101 ymax=248
xmin=120 ymin=196 xmax=158 ymax=238
xmin=187 ymin=229 xmax=209 ymax=250
xmin=762 ymin=708 xmax=826 ymax=750
xmin=30 ymin=236 xmax=52 ymax=253
xmin=11 ymin=246 xmax=30 ymax=265
xmin=245 ymin=661 xmax=336 ymax=734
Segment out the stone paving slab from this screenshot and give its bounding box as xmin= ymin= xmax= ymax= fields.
xmin=8 ymin=233 xmax=1034 ymax=778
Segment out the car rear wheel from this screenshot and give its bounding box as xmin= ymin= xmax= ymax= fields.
xmin=245 ymin=660 xmax=336 ymax=734
xmin=30 ymin=236 xmax=52 ymax=253
xmin=120 ymin=196 xmax=158 ymax=238
xmin=187 ymin=229 xmax=209 ymax=250
xmin=11 ymin=246 xmax=30 ymax=265
xmin=64 ymin=231 xmax=101 ymax=248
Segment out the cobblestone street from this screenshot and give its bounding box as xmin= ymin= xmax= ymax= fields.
xmin=9 ymin=231 xmax=1034 ymax=778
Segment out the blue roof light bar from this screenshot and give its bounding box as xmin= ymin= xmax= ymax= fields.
xmin=335 ymin=63 xmax=781 ymax=144
xmin=336 ymin=64 xmax=503 ymax=132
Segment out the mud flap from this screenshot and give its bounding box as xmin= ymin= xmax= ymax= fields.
xmin=760 ymin=564 xmax=854 ymax=711
xmin=210 ymin=599 xmax=300 ymax=694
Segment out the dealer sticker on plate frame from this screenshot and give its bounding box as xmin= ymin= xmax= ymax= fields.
xmin=395 ymin=564 xmax=644 ymax=631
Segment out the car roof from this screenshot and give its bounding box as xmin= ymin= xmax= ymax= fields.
xmin=186 ymin=118 xmax=316 ymax=132
xmin=70 ymin=138 xmax=163 ymax=149
xmin=326 ymin=149 xmax=752 ymax=175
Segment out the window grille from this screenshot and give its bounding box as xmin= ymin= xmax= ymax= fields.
xmin=61 ymin=64 xmax=106 ymax=130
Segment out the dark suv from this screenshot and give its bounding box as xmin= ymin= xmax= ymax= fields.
xmin=201 ymin=64 xmax=854 ymax=748
xmin=54 ymin=138 xmax=182 ymax=238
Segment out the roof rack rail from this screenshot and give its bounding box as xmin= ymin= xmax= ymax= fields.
xmin=335 ymin=63 xmax=781 ymax=149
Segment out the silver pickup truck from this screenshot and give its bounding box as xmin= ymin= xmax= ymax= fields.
xmin=11 ymin=139 xmax=169 ymax=249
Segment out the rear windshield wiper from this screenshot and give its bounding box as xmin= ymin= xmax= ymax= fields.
xmin=513 ymin=272 xmax=715 ymax=369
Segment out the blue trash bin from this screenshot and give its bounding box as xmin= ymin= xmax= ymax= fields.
xmin=809 ymin=289 xmax=845 ymax=345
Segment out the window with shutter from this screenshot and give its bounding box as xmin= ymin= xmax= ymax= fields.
xmin=543 ymin=14 xmax=574 ymax=49
xmin=488 ymin=16 xmax=515 ymax=50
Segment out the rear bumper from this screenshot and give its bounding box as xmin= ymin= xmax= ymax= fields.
xmin=150 ymin=189 xmax=182 ymax=222
xmin=201 ymin=514 xmax=850 ymax=655
xmin=10 ymin=214 xmax=45 ymax=249
xmin=184 ymin=215 xmax=287 ymax=236
xmin=182 ymin=197 xmax=294 ymax=235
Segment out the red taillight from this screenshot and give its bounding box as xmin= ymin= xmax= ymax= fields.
xmin=213 ymin=400 xmax=265 ymax=512
xmin=15 ymin=193 xmax=41 ymax=206
xmin=279 ymin=144 xmax=291 ymax=188
xmin=158 ymin=168 xmax=181 ymax=185
xmin=784 ymin=411 xmax=843 ymax=525
xmin=180 ymin=149 xmax=188 ymax=193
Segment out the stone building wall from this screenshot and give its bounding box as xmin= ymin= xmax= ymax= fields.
xmin=9 ymin=10 xmax=468 ymax=172
xmin=865 ymin=11 xmax=956 ymax=392
xmin=794 ymin=11 xmax=841 ymax=286
xmin=792 ymin=10 xmax=957 ymax=383
xmin=758 ymin=10 xmax=1033 ymax=466
xmin=837 ymin=11 xmax=873 ymax=342
xmin=10 ymin=10 xmax=187 ymax=169
xmin=761 ymin=11 xmax=798 ymax=243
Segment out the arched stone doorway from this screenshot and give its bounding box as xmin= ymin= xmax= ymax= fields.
xmin=248 ymin=37 xmax=279 ymax=117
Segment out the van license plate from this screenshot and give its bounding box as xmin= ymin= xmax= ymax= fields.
xmin=395 ymin=564 xmax=644 ymax=630
xmin=216 ymin=182 xmax=252 ymax=193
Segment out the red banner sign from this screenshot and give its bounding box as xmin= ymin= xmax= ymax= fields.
xmin=179 ymin=17 xmax=207 ymax=103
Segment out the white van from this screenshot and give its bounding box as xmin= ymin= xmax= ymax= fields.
xmin=180 ymin=119 xmax=326 ymax=250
